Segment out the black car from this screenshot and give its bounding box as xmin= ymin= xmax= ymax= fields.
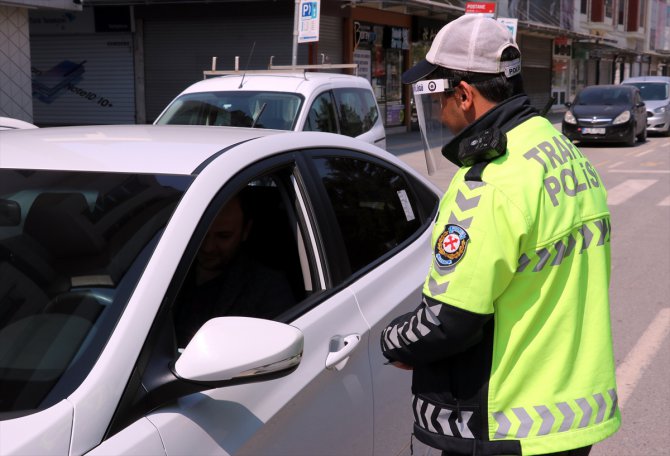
xmin=562 ymin=84 xmax=647 ymax=146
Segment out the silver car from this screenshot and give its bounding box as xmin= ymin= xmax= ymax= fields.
xmin=622 ymin=76 xmax=670 ymax=135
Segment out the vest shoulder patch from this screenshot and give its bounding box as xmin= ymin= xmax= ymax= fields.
xmin=435 ymin=224 xmax=470 ymax=268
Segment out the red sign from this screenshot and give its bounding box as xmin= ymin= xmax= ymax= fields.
xmin=464 ymin=2 xmax=496 ymax=15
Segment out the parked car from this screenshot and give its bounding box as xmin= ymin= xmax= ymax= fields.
xmin=621 ymin=75 xmax=670 ymax=136
xmin=154 ymin=72 xmax=387 ymax=148
xmin=0 ymin=116 xmax=37 ymax=130
xmin=0 ymin=125 xmax=439 ymax=455
xmin=562 ymin=84 xmax=647 ymax=146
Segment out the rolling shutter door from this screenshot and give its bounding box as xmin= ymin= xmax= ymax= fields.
xmin=31 ymin=33 xmax=135 ymax=125
xmin=317 ymin=15 xmax=343 ymax=65
xmin=519 ymin=36 xmax=552 ymax=111
xmin=143 ymin=16 xmax=307 ymax=122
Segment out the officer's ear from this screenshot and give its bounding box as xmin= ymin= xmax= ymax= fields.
xmin=456 ymin=82 xmax=475 ymax=111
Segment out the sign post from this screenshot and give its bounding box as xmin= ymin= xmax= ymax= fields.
xmin=292 ymin=0 xmax=320 ymax=65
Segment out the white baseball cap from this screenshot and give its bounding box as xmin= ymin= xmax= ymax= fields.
xmin=402 ymin=14 xmax=521 ymax=84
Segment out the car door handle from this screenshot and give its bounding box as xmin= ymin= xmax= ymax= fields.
xmin=325 ymin=334 xmax=361 ymax=371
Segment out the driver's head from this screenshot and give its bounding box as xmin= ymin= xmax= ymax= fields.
xmin=403 ymin=14 xmax=524 ymax=134
xmin=196 ymin=193 xmax=252 ymax=277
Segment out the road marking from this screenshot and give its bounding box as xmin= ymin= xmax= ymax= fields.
xmin=635 ymin=148 xmax=656 ymax=157
xmin=608 ymin=161 xmax=625 ymax=168
xmin=607 ymin=179 xmax=656 ymax=205
xmin=608 ymin=169 xmax=670 ymax=174
xmin=616 ymin=308 xmax=670 ymax=409
xmin=659 ymin=195 xmax=670 ymax=206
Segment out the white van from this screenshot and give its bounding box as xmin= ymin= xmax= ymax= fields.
xmin=155 ymin=71 xmax=387 ymax=148
xmin=621 ymin=76 xmax=670 ymax=135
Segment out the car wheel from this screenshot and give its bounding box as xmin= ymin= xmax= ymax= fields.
xmin=637 ymin=125 xmax=647 ymax=142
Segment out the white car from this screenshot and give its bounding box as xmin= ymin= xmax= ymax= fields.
xmin=0 ymin=125 xmax=439 ymax=455
xmin=154 ymin=72 xmax=387 ymax=148
xmin=0 ymin=116 xmax=38 ymax=130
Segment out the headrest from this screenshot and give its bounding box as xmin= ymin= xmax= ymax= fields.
xmin=24 ymin=193 xmax=106 ymax=259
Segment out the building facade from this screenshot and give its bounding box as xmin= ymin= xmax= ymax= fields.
xmin=3 ymin=0 xmax=669 ymax=129
xmin=0 ymin=1 xmax=81 ymax=123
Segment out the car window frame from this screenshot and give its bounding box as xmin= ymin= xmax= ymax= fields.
xmin=297 ymin=148 xmax=438 ymax=289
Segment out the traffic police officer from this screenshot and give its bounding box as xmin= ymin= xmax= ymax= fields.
xmin=380 ymin=14 xmax=620 ymax=456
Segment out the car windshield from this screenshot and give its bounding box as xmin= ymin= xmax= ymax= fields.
xmin=156 ymin=91 xmax=303 ymax=130
xmin=624 ymin=82 xmax=669 ymax=101
xmin=0 ymin=170 xmax=192 ymax=417
xmin=576 ymin=88 xmax=632 ymax=105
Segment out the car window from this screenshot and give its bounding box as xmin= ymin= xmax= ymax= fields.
xmin=156 ymin=91 xmax=302 ymax=130
xmin=172 ymin=167 xmax=318 ymax=348
xmin=312 ymin=155 xmax=425 ymax=274
xmin=625 ymin=82 xmax=669 ymax=101
xmin=333 ymin=88 xmax=379 ymax=137
xmin=303 ymin=92 xmax=338 ymax=133
xmin=0 ymin=171 xmax=192 ymax=416
xmin=577 ymin=88 xmax=631 ymax=105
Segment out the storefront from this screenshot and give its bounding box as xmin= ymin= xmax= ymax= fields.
xmin=29 ymin=6 xmax=136 ymax=126
xmin=344 ymin=8 xmax=411 ymax=130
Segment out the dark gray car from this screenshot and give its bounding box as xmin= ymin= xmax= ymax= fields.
xmin=562 ymin=84 xmax=647 ymax=146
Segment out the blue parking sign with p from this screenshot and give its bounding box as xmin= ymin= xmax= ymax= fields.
xmin=302 ymin=1 xmax=317 ymax=18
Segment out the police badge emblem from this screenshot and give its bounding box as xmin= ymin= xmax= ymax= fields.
xmin=435 ymin=224 xmax=469 ymax=268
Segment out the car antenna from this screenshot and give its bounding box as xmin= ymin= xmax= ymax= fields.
xmin=239 ymin=41 xmax=256 ymax=89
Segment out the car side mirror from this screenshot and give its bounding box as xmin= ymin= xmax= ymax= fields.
xmin=174 ymin=317 xmax=303 ymax=383
xmin=564 ymin=101 xmax=572 ymax=108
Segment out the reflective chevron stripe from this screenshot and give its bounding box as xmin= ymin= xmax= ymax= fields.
xmin=381 ymin=299 xmax=441 ymax=351
xmin=517 ymin=217 xmax=610 ymax=273
xmin=492 ymin=389 xmax=618 ymax=440
xmin=413 ymin=396 xmax=476 ymax=439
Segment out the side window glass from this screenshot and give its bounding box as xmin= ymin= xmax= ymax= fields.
xmin=333 ymin=88 xmax=379 ymax=137
xmin=313 ymin=156 xmax=422 ymax=274
xmin=173 ymin=169 xmax=315 ymax=347
xmin=304 ymin=92 xmax=338 ymax=133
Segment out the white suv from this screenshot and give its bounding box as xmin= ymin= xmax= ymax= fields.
xmin=155 ymin=72 xmax=387 ymax=148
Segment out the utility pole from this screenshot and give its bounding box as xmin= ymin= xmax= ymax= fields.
xmin=292 ymin=0 xmax=300 ymax=66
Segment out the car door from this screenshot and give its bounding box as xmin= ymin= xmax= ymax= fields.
xmin=93 ymin=153 xmax=375 ymax=456
xmin=303 ymin=150 xmax=440 ymax=455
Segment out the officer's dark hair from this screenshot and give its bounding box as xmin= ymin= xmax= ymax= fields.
xmin=430 ymin=46 xmax=524 ymax=103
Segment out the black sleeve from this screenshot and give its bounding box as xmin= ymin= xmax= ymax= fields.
xmin=380 ymin=295 xmax=492 ymax=366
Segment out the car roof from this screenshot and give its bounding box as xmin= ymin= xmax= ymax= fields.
xmin=582 ymin=84 xmax=633 ymax=91
xmin=0 ymin=125 xmax=282 ymax=174
xmin=622 ymin=76 xmax=670 ymax=83
xmin=179 ymin=72 xmax=371 ymax=96
xmin=0 ymin=124 xmax=389 ymax=175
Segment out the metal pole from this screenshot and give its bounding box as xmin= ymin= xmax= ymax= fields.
xmin=292 ymin=0 xmax=300 ymax=66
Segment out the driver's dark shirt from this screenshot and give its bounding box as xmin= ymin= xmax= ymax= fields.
xmin=175 ymin=251 xmax=295 ymax=347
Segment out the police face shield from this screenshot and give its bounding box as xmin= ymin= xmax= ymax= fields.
xmin=412 ymin=79 xmax=457 ymax=175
